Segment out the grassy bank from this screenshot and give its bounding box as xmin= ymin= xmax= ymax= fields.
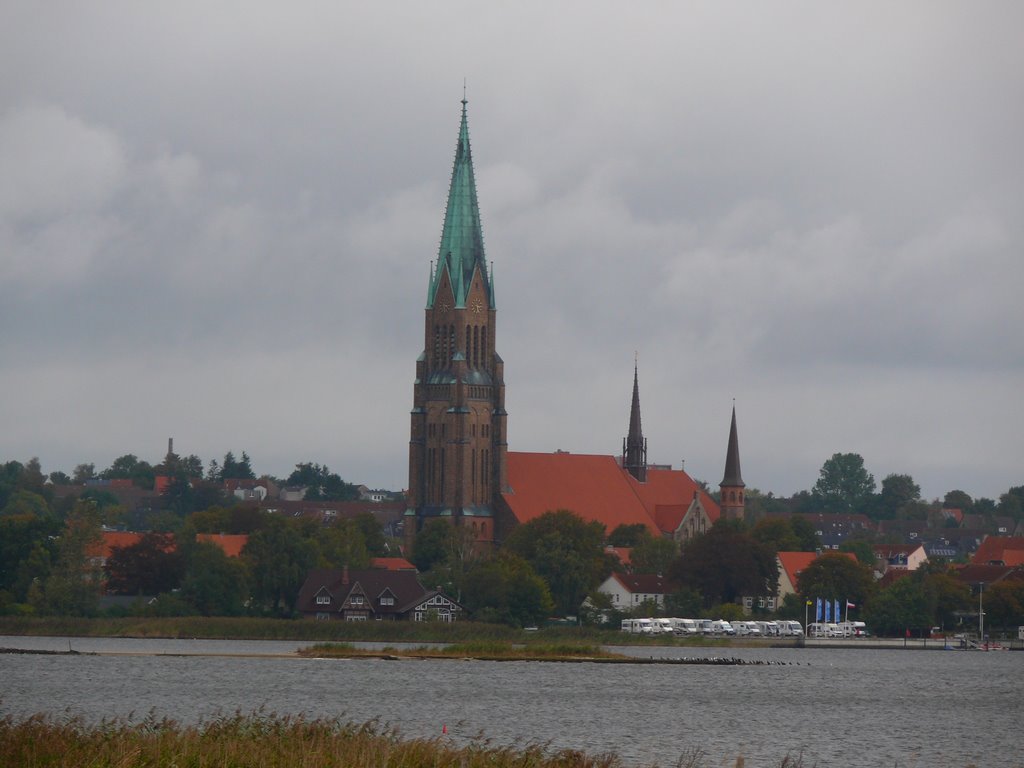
xmin=299 ymin=640 xmax=626 ymax=661
xmin=0 ymin=711 xmax=817 ymax=768
xmin=0 ymin=616 xmax=730 ymax=647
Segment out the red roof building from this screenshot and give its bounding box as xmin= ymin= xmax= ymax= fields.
xmin=971 ymin=536 xmax=1024 ymax=567
xmin=498 ymin=451 xmax=720 ymax=541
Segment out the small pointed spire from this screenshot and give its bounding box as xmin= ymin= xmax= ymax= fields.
xmin=623 ymin=357 xmax=647 ymax=482
xmin=720 ymin=403 xmax=744 ymax=488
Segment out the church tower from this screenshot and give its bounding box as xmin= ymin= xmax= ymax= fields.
xmin=406 ymin=99 xmax=507 ymax=549
xmin=719 ymin=404 xmax=745 ymax=521
xmin=622 ymin=361 xmax=647 ymax=482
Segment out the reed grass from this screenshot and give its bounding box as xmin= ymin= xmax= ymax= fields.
xmin=0 ymin=710 xmax=630 ymax=767
xmin=299 ymin=640 xmax=623 ymax=660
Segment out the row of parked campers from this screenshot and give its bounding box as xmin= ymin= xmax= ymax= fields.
xmin=621 ymin=618 xmax=805 ymax=637
xmin=806 ymin=621 xmax=867 ymax=638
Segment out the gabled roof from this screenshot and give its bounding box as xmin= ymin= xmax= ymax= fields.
xmin=611 ymin=572 xmax=669 ymax=595
xmin=428 ymin=99 xmax=491 ymax=310
xmin=777 ymin=551 xmax=857 ymax=590
xmin=502 ymin=452 xmax=660 ymax=534
xmin=296 ymin=568 xmax=432 ymax=617
xmin=971 ymin=536 xmax=1024 ymax=566
xmin=873 ymin=543 xmax=926 ymax=558
xmin=953 ymin=563 xmax=1024 ymax=585
xmin=628 ymin=468 xmax=720 ymax=532
xmin=197 ymin=533 xmax=248 ymax=558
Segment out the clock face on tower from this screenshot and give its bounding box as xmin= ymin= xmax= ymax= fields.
xmin=439 ymin=301 xmax=451 ymax=313
xmin=471 ymin=299 xmax=484 ymax=314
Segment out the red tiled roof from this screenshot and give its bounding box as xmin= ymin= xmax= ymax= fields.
xmin=93 ymin=532 xmax=146 ymax=559
xmin=503 ymin=452 xmax=659 ymax=534
xmin=628 ymin=467 xmax=720 ymax=530
xmin=503 ymin=452 xmax=717 ymax=537
xmin=197 ymin=533 xmax=249 ymax=558
xmin=92 ymin=531 xmax=247 ymax=560
xmin=971 ymin=536 xmax=1024 ymax=566
xmin=777 ymin=551 xmax=857 ymax=590
xmin=370 ymin=557 xmax=417 ymax=571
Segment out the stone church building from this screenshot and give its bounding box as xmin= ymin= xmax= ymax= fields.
xmin=404 ymin=100 xmax=744 ymax=550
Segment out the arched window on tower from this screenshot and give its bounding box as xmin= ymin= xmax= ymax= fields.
xmin=481 ymin=327 xmax=487 ymax=370
xmin=433 ymin=325 xmax=440 ymax=367
xmin=473 ymin=325 xmax=479 ymax=368
xmin=448 ymin=326 xmax=455 ymax=366
xmin=465 ymin=324 xmax=471 ymax=361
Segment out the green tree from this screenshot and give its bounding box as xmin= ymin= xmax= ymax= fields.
xmin=998 ymin=486 xmax=1024 ymax=521
xmin=35 ymin=501 xmax=103 ymax=616
xmin=104 ymin=533 xmax=183 ymax=596
xmin=795 ymin=552 xmax=875 ymax=608
xmin=629 ymin=533 xmax=678 ymax=575
xmin=352 ymin=512 xmax=386 ymax=556
xmin=664 ymin=586 xmax=702 ymax=618
xmin=812 ymin=453 xmax=876 ymax=514
xmin=0 ymin=513 xmax=59 ymax=598
xmin=751 ymin=517 xmax=818 ymax=553
xmin=984 ymin=580 xmax=1024 ymax=632
xmin=243 ymin=516 xmax=318 ymax=615
xmin=943 ymin=489 xmax=973 ymax=512
xmin=72 ymin=463 xmax=95 ymax=484
xmin=318 ymin=518 xmax=371 ymax=570
xmin=461 ymin=553 xmax=553 ymax=627
xmin=285 ymin=462 xmax=358 ymax=501
xmin=181 ymin=541 xmax=249 ymax=616
xmin=921 ymin=569 xmax=971 ymax=630
xmin=668 ymin=520 xmax=778 ymax=608
xmin=411 ymin=519 xmax=455 ymax=572
xmin=864 ymin=576 xmax=932 ymax=636
xmin=503 ymin=510 xmax=608 ymax=616
xmin=48 ymin=471 xmax=71 ymax=485
xmin=607 ymin=523 xmax=648 ymax=547
xmin=877 ymin=474 xmax=921 ymax=519
xmin=838 ymin=540 xmax=876 ymax=566
xmin=2 ymin=490 xmax=51 ymax=519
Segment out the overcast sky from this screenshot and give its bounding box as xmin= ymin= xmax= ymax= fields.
xmin=2 ymin=3 xmax=1022 ymax=502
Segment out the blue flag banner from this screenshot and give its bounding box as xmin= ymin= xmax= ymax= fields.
xmin=824 ymin=599 xmax=831 ymax=622
xmin=816 ymin=598 xmax=822 ymax=622
xmin=835 ymin=600 xmax=841 ymax=622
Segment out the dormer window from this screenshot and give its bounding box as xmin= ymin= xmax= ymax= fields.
xmin=350 ymin=595 xmax=364 ymax=606
xmin=380 ymin=596 xmax=395 ymax=606
xmin=316 ymin=594 xmax=330 ymax=605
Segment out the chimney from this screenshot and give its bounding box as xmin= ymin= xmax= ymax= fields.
xmin=342 ymin=565 xmax=349 ymax=585
xmin=168 ymin=437 xmax=173 ymax=456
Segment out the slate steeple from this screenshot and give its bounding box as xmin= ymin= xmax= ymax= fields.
xmin=427 ymin=98 xmax=493 ymax=311
xmin=407 ymin=98 xmax=506 ymax=552
xmin=622 ymin=360 xmax=647 ymax=482
xmin=719 ymin=404 xmax=745 ymax=521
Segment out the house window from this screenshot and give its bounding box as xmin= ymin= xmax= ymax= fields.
xmin=316 ymin=595 xmax=330 ymax=605
xmin=346 ymin=615 xmax=367 ymax=622
xmin=350 ymin=595 xmax=364 ymax=606
xmin=743 ymin=597 xmax=753 ymax=608
xmin=315 ymin=612 xmax=330 ymax=620
xmin=380 ymin=596 xmax=394 ymax=606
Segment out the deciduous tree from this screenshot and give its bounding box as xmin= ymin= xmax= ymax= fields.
xmin=668 ymin=520 xmax=778 ymax=608
xmin=504 ymin=510 xmax=608 ymax=616
xmin=461 ymin=553 xmax=553 ymax=627
xmin=796 ymin=552 xmax=875 ymax=607
xmin=105 ymin=533 xmax=183 ymax=596
xmin=812 ymin=453 xmax=875 ymax=514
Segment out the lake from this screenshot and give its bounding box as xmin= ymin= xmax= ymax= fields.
xmin=1 ymin=636 xmax=1019 ymax=767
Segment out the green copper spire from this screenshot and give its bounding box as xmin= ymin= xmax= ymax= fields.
xmin=427 ymin=99 xmax=492 ymax=309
